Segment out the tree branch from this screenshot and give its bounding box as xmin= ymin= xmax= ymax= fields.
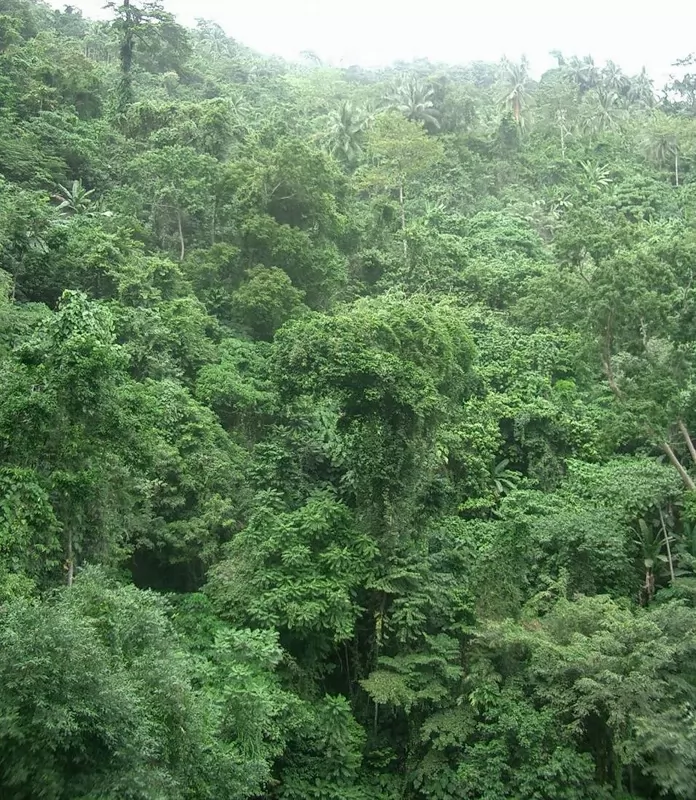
xmin=678 ymin=420 xmax=696 ymax=465
xmin=659 ymin=508 xmax=676 ymax=584
xmin=177 ymin=209 xmax=185 ymax=262
xmin=661 ymin=440 xmax=696 ymax=490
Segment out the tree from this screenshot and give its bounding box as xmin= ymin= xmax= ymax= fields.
xmin=628 ymin=66 xmax=655 ymax=108
xmin=193 ymin=18 xmax=232 ymax=60
xmin=601 ymin=60 xmax=629 ymax=96
xmin=231 ymin=265 xmax=306 ymax=341
xmin=357 ymin=112 xmax=444 ymax=264
xmin=481 ymin=594 xmax=696 ymax=797
xmin=108 ymin=0 xmax=190 ymax=112
xmin=126 ymin=144 xmax=217 ymax=260
xmin=5 ymin=4 xmax=696 ymax=796
xmin=645 ymin=111 xmax=684 ymax=185
xmin=499 ymin=56 xmax=531 ymax=127
xmin=665 ymin=54 xmax=696 ymax=115
xmin=388 ymin=76 xmax=440 ymax=129
xmin=326 ymin=99 xmax=370 ymax=165
xmin=563 ymin=54 xmax=600 ymax=93
xmin=0 ymin=291 xmax=134 ymax=585
xmin=207 ymin=493 xmax=376 ymax=656
xmin=272 ymin=295 xmax=474 ymax=542
xmin=0 ymin=569 xmax=271 ymax=799
xmin=580 ymin=87 xmax=624 ymax=134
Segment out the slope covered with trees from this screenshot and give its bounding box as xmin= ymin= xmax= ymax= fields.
xmin=3 ymin=1 xmax=696 ymax=797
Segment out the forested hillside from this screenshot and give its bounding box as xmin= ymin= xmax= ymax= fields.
xmin=3 ymin=1 xmax=696 ymax=797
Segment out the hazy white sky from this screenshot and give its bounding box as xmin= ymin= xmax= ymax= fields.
xmin=52 ymin=0 xmax=694 ymax=84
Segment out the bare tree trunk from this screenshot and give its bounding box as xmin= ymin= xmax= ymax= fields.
xmin=211 ymin=198 xmax=216 ymax=245
xmin=661 ymin=441 xmax=696 ymax=490
xmin=659 ymin=508 xmax=676 ymax=584
xmin=66 ymin=529 xmax=74 ymax=587
xmin=177 ymin=210 xmax=185 ymax=262
xmin=675 ymin=150 xmax=680 ymax=187
xmin=602 ymin=357 xmax=622 ymax=400
xmin=678 ymin=420 xmax=696 ymax=464
xmin=601 ymin=319 xmax=623 ymax=400
xmin=399 ymin=182 xmax=407 ymax=265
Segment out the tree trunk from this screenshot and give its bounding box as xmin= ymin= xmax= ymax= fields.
xmin=211 ymin=197 xmax=216 ymax=245
xmin=601 ymin=318 xmax=623 ymax=400
xmin=675 ymin=150 xmax=680 ymax=187
xmin=660 ymin=508 xmax=676 ymax=584
xmin=601 ymin=356 xmax=622 ymax=400
xmin=66 ymin=529 xmax=74 ymax=587
xmin=121 ymin=0 xmax=133 ymax=73
xmin=117 ymin=0 xmax=135 ymax=112
xmin=399 ymin=181 xmax=407 ymax=265
xmin=661 ymin=440 xmax=696 ymax=490
xmin=613 ymin=741 xmax=623 ymax=794
xmin=177 ymin=210 xmax=185 ymax=262
xmin=678 ymin=420 xmax=696 ymax=464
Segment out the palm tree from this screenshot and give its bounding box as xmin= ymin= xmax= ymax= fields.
xmin=326 ymin=100 xmax=370 ymax=165
xmin=635 ymin=517 xmax=675 ymax=603
xmin=556 ymin=109 xmax=570 ymax=158
xmin=564 ymin=55 xmax=599 ymax=93
xmin=580 ymin=87 xmax=624 ymax=134
xmin=194 ymin=19 xmax=232 ymax=59
xmin=387 ymin=77 xmax=440 ymax=129
xmin=645 ymin=113 xmax=681 ymax=185
xmin=499 ymin=56 xmax=531 ymax=128
xmin=300 ymin=50 xmax=323 ymax=67
xmin=628 ymin=67 xmax=655 ymax=109
xmin=550 ymin=50 xmax=566 ymax=68
xmin=54 ymin=180 xmax=95 ymax=215
xmin=602 ymin=60 xmax=629 ymax=96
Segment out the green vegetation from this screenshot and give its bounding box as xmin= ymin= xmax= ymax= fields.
xmin=4 ymin=1 xmax=696 ymax=797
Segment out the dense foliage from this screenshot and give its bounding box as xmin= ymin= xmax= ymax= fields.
xmin=3 ymin=1 xmax=696 ymax=797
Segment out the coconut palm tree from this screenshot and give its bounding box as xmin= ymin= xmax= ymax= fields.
xmin=555 ymin=109 xmax=571 ymax=158
xmin=499 ymin=56 xmax=531 ymax=128
xmin=602 ymin=60 xmax=629 ymax=96
xmin=550 ymin=50 xmax=566 ymax=68
xmin=387 ymin=77 xmax=440 ymax=129
xmin=628 ymin=67 xmax=655 ymax=109
xmin=326 ymin=100 xmax=371 ymax=165
xmin=645 ymin=113 xmax=682 ymax=185
xmin=194 ymin=19 xmax=232 ymax=60
xmin=580 ymin=87 xmax=624 ymax=134
xmin=564 ymin=55 xmax=599 ymax=93
xmin=300 ymin=50 xmax=323 ymax=66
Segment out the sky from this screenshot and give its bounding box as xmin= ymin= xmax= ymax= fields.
xmin=50 ymin=0 xmax=695 ymax=85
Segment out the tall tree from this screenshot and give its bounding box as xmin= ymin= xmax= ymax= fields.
xmin=326 ymin=100 xmax=370 ymax=165
xmin=387 ymin=75 xmax=441 ymax=129
xmin=645 ymin=112 xmax=685 ymax=185
xmin=357 ymin=112 xmax=444 ymax=264
xmin=499 ymin=56 xmax=531 ymax=127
